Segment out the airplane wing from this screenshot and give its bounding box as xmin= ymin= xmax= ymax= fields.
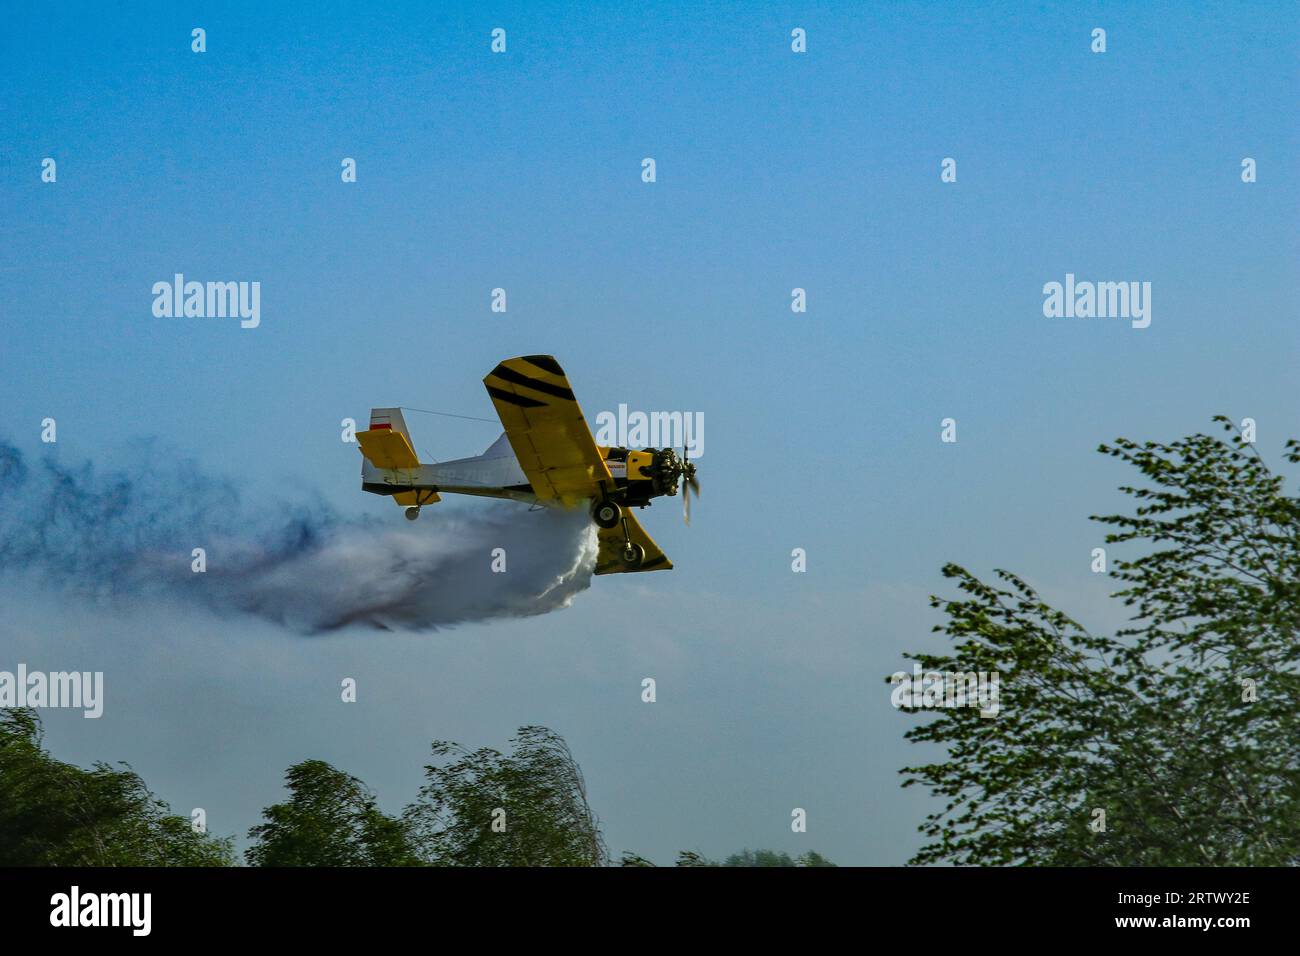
xmin=595 ymin=512 xmax=673 ymax=575
xmin=483 ymin=355 xmax=615 ymax=507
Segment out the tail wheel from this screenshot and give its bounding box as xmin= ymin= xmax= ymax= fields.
xmin=592 ymin=500 xmax=621 ymax=529
xmin=404 ymin=507 xmax=421 ymax=521
xmin=621 ymin=542 xmax=645 ymax=569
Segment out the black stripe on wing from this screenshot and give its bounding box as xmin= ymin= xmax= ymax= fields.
xmin=486 ymin=385 xmax=547 ymax=408
xmin=522 ymin=355 xmax=566 ymax=376
xmin=490 ymin=364 xmax=576 ymax=401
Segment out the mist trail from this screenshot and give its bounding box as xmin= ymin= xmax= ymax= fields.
xmin=0 ymin=439 xmax=597 ymax=633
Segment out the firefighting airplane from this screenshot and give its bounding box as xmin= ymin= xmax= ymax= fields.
xmin=356 ymin=355 xmax=698 ymax=575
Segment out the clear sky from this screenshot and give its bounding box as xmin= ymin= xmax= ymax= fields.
xmin=2 ymin=1 xmax=1297 ymax=864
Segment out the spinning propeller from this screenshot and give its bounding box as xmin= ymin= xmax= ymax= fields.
xmin=680 ymin=447 xmax=700 ymax=525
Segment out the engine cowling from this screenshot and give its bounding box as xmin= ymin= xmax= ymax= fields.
xmin=642 ymin=447 xmax=687 ymax=497
xmin=605 ymin=447 xmax=695 ymax=506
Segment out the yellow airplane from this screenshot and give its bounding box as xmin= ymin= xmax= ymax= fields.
xmin=356 ymin=355 xmax=698 ymax=575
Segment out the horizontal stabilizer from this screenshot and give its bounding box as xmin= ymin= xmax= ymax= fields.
xmin=358 ymin=429 xmax=420 ymax=470
xmin=358 ymin=407 xmax=420 ymax=470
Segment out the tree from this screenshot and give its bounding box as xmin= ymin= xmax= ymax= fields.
xmin=794 ymin=850 xmax=836 ymax=867
xmin=637 ymin=848 xmax=835 ymax=866
xmin=674 ymin=850 xmax=714 ymax=867
xmin=897 ymin=419 xmax=1300 ymax=865
xmin=246 ymin=759 xmax=419 ymax=866
xmin=405 ymin=726 xmax=607 ymax=866
xmin=0 ymin=708 xmax=234 ymax=866
xmin=722 ymin=848 xmax=836 ymax=866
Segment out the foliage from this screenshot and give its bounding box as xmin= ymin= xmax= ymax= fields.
xmin=899 ymin=419 xmax=1300 ymax=865
xmin=636 ymin=848 xmax=835 ymax=866
xmin=0 ymin=708 xmax=234 ymax=866
xmin=404 ymin=725 xmax=607 ymax=866
xmin=246 ymin=759 xmax=419 ymax=866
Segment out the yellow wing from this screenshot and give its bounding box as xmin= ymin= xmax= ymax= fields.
xmin=483 ymin=355 xmax=614 ymax=506
xmin=595 ymin=512 xmax=673 ymax=575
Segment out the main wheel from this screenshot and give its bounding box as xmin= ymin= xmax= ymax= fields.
xmin=620 ymin=542 xmax=645 ymax=569
xmin=404 ymin=507 xmax=421 ymax=521
xmin=592 ymin=499 xmax=621 ymax=529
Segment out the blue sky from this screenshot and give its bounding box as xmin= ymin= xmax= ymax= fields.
xmin=2 ymin=1 xmax=1297 ymax=864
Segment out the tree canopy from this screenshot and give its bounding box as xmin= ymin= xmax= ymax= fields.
xmin=404 ymin=725 xmax=607 ymax=866
xmin=898 ymin=418 xmax=1300 ymax=865
xmin=245 ymin=759 xmax=419 ymax=866
xmin=5 ymin=714 xmax=823 ymax=867
xmin=0 ymin=708 xmax=234 ymax=866
xmin=621 ymin=848 xmax=835 ymax=866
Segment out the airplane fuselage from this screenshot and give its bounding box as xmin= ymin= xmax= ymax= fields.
xmin=360 ymin=436 xmax=683 ymax=511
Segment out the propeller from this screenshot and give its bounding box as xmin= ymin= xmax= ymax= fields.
xmin=680 ymin=446 xmax=700 ymax=525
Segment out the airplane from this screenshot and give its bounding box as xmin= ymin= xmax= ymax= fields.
xmin=356 ymin=355 xmax=698 ymax=575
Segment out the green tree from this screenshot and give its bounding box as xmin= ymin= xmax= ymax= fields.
xmin=655 ymin=848 xmax=835 ymax=866
xmin=726 ymin=849 xmax=796 ymax=866
xmin=405 ymin=726 xmax=606 ymax=866
xmin=722 ymin=848 xmax=836 ymax=866
xmin=898 ymin=419 xmax=1300 ymax=865
xmin=674 ymin=850 xmax=715 ymax=867
xmin=795 ymin=850 xmax=836 ymax=867
xmin=0 ymin=708 xmax=234 ymax=866
xmin=246 ymin=759 xmax=419 ymax=866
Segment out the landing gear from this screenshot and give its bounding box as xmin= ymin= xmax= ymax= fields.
xmin=592 ymin=499 xmax=621 ymax=529
xmin=593 ymin=495 xmax=641 ymax=568
xmin=404 ymin=489 xmax=439 ymax=521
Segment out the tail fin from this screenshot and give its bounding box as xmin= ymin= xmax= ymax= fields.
xmin=358 ymin=407 xmax=421 ymax=470
xmin=368 ymin=407 xmax=413 ymax=442
xmin=358 ymin=407 xmax=439 ymax=508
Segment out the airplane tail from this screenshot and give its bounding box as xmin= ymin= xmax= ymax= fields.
xmin=358 ymin=408 xmax=441 ymax=509
xmin=369 ymin=408 xmax=412 ymax=440
xmin=358 ymin=408 xmax=421 ymax=469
